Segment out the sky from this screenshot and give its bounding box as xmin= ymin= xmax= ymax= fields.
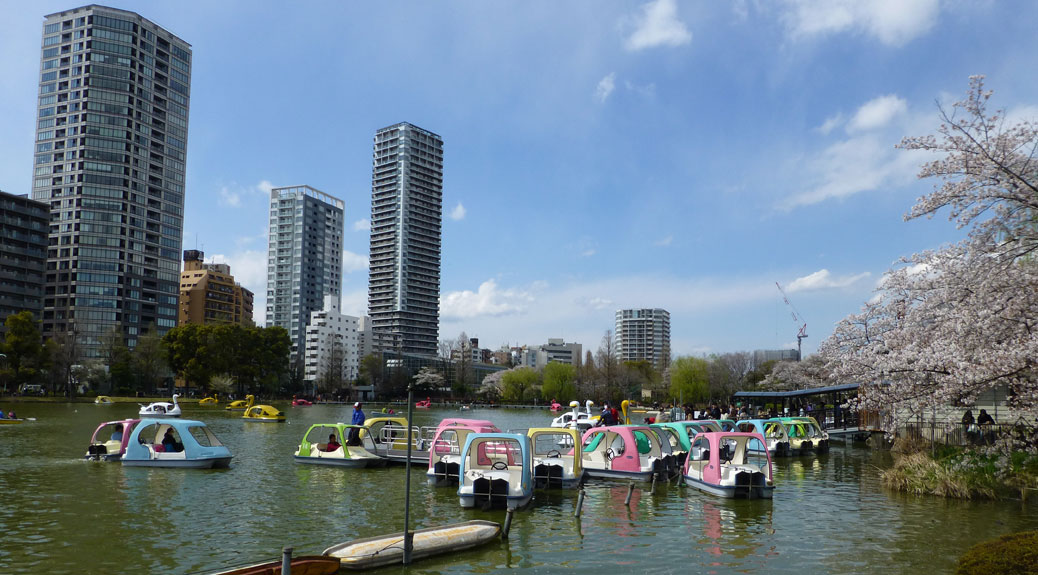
xmin=1 ymin=0 xmax=1037 ymax=359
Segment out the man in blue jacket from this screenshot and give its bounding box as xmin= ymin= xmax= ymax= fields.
xmin=348 ymin=402 xmax=365 ymax=444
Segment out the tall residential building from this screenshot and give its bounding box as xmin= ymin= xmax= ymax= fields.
xmin=266 ymin=185 xmax=343 ymax=362
xmin=368 ymin=122 xmax=443 ymax=357
xmin=178 ymin=250 xmax=253 ymax=326
xmin=303 ymin=294 xmax=360 ymax=391
xmin=31 ymin=6 xmax=191 ymax=356
xmin=615 ymin=308 xmax=671 ymax=372
xmin=0 ymin=190 xmax=49 ymax=331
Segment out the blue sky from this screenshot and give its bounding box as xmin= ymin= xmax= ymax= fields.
xmin=2 ymin=1 xmax=1037 ymax=359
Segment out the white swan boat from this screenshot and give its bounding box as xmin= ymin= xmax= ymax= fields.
xmin=139 ymin=394 xmax=182 ymax=418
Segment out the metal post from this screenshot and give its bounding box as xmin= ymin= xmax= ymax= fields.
xmin=502 ymin=509 xmax=514 ymax=539
xmin=281 ymin=547 xmax=292 ymax=575
xmin=574 ymin=488 xmax=585 ymax=517
xmin=650 ymin=475 xmax=657 ymax=496
xmin=403 ymin=379 xmax=415 ymax=565
xmin=624 ymin=482 xmax=635 ymax=506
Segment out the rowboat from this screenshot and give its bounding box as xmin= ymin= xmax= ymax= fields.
xmin=324 ymin=520 xmax=500 ymax=570
xmin=204 ymin=555 xmax=340 ymax=575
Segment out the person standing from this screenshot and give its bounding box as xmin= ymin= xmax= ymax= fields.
xmin=348 ymin=402 xmax=365 ymax=444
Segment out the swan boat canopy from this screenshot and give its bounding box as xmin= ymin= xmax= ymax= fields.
xmin=121 ymin=418 xmax=232 ymax=469
xmin=240 ymin=395 xmax=285 ymax=422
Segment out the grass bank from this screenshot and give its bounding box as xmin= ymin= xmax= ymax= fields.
xmin=882 ymin=437 xmax=1038 ymax=500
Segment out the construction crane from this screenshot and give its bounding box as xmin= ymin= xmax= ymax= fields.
xmin=775 ymin=282 xmax=808 ymax=361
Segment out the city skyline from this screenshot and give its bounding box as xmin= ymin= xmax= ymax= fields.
xmin=2 ymin=1 xmax=1037 ymax=358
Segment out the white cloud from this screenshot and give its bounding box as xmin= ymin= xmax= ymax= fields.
xmin=623 ymin=0 xmax=692 ymax=51
xmin=218 ymin=186 xmax=242 ymax=207
xmin=596 ymin=73 xmax=616 ymax=103
xmin=786 ymin=269 xmax=870 ymax=292
xmin=450 ymin=202 xmax=467 ymax=221
xmin=216 ymin=180 xmax=275 ymax=208
xmin=624 ymin=80 xmax=657 ymax=98
xmin=576 ymin=236 xmax=597 ymax=258
xmin=780 ymin=0 xmax=939 ymax=47
xmin=257 ymin=180 xmax=274 ymax=194
xmin=341 ymin=250 xmax=369 ymax=274
xmin=846 ymin=94 xmax=907 ymax=133
xmin=352 ymin=218 xmax=370 ymax=231
xmin=818 ymin=113 xmax=844 ymax=135
xmin=440 ymin=279 xmax=535 ymax=320
xmin=654 ymin=235 xmax=673 ymax=247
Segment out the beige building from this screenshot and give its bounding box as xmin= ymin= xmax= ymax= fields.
xmin=179 ymin=250 xmax=254 ymax=326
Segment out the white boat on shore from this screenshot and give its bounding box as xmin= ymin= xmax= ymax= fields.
xmin=324 ymin=520 xmax=501 ymax=570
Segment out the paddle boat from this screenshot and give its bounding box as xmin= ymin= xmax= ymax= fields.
xmin=324 ymin=520 xmax=501 ymax=570
xmin=0 ymin=414 xmax=28 ymax=425
xmin=527 ymin=427 xmax=584 ymax=488
xmin=457 ymin=432 xmax=533 ymax=510
xmin=735 ymin=419 xmax=791 ymax=457
xmin=94 ymin=395 xmax=114 ymax=405
xmin=415 ymin=397 xmax=432 ymax=409
xmin=426 ymin=418 xmax=501 ymax=486
xmin=579 ymin=424 xmax=670 ymax=482
xmin=549 ymin=401 xmax=563 ymax=412
xmin=198 ymin=396 xmax=218 ymax=405
xmin=121 ymin=418 xmax=233 ymax=468
xmin=651 ymin=423 xmax=691 ymax=466
xmin=292 ymin=397 xmax=313 ymax=407
xmin=550 ymin=400 xmax=598 ymax=433
xmin=240 ymin=395 xmax=285 ymax=422
xmin=778 ymin=416 xmax=830 ymax=454
xmin=362 ymin=416 xmax=437 ymax=464
xmin=139 ymin=394 xmax=181 ymax=418
xmin=225 ymin=397 xmax=249 ymax=411
xmin=85 ymin=418 xmax=140 ymax=461
xmin=683 ymin=431 xmax=775 ymax=499
xmin=294 ymin=423 xmax=387 ymax=468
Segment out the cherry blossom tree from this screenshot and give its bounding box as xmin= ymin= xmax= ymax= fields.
xmin=821 ymin=77 xmax=1038 ymax=429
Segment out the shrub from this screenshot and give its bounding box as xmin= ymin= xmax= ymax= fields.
xmin=956 ymin=531 xmax=1038 ymax=575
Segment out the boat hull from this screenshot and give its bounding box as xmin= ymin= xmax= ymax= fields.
xmin=583 ymin=468 xmax=656 ymax=482
xmin=324 ymin=520 xmax=500 ymax=570
xmin=122 ymin=456 xmax=232 ymax=469
xmin=683 ymin=475 xmax=774 ymax=499
xmin=204 ymin=555 xmax=340 ymax=575
xmin=293 ymin=455 xmax=387 ymax=468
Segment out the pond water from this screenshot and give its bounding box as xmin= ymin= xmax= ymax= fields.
xmin=1 ymin=402 xmax=1035 ymax=574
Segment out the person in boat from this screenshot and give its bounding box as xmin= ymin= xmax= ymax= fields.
xmin=111 ymin=423 xmax=124 ymax=442
xmin=0 ymin=411 xmax=5 ymax=419
xmin=7 ymin=410 xmax=15 ymax=420
xmin=348 ymin=402 xmax=365 ymax=445
xmin=161 ymin=428 xmax=181 ymax=452
xmin=325 ymin=433 xmax=341 ymax=452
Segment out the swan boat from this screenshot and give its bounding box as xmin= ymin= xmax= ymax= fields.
xmin=241 ymin=395 xmax=285 ymax=422
xmin=139 ymin=394 xmax=181 ymax=418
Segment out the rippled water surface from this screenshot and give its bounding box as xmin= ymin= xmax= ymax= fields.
xmin=1 ymin=402 xmax=1035 ymax=574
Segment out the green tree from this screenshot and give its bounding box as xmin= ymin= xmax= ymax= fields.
xmin=501 ymin=367 xmax=540 ymax=403
xmin=0 ymin=311 xmax=46 ymax=390
xmin=541 ymin=362 xmax=576 ymax=403
xmin=133 ymin=327 xmax=167 ymax=394
xmin=360 ymin=353 xmax=384 ymax=397
xmin=163 ymin=324 xmax=215 ymax=390
xmin=669 ymin=356 xmax=710 ymax=405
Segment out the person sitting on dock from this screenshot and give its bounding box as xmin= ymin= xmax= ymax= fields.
xmin=325 ymin=433 xmax=341 ymax=452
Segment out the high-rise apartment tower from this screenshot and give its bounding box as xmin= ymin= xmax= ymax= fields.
xmin=615 ymin=308 xmax=671 ymax=373
xmin=31 ymin=6 xmax=191 ymax=356
xmin=367 ymin=122 xmax=443 ymax=357
xmin=266 ymin=185 xmax=344 ymax=362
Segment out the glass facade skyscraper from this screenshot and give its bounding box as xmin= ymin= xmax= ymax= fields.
xmin=266 ymin=185 xmax=344 ymax=363
xmin=368 ymin=122 xmax=443 ymax=357
xmin=31 ymin=6 xmax=191 ymax=357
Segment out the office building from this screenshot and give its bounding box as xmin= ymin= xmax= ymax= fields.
xmin=303 ymin=294 xmax=360 ymax=391
xmin=368 ymin=122 xmax=443 ymax=357
xmin=178 ymin=249 xmax=253 ymax=326
xmin=518 ymin=338 xmax=583 ymax=370
xmin=31 ymin=6 xmax=191 ymax=356
xmin=0 ymin=190 xmax=49 ymax=330
xmin=266 ymin=185 xmax=343 ymax=362
xmin=615 ymin=308 xmax=671 ymax=372
xmin=752 ymin=348 xmax=800 ymax=368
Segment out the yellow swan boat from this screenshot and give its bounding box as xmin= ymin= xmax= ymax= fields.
xmin=241 ymin=395 xmax=285 ymax=422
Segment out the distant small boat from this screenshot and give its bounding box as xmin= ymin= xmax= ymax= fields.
xmin=139 ymin=394 xmax=181 ymax=418
xmin=240 ymin=395 xmax=285 ymax=422
xmin=324 ymin=520 xmax=501 ymax=570
xmin=95 ymin=396 xmax=115 ymax=405
xmin=415 ymin=398 xmax=431 ymax=409
xmin=199 ymin=396 xmax=218 ymax=405
xmin=292 ymin=398 xmax=313 ymax=406
xmin=204 ymin=555 xmax=340 ymax=575
xmin=225 ymin=398 xmax=249 ymax=411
